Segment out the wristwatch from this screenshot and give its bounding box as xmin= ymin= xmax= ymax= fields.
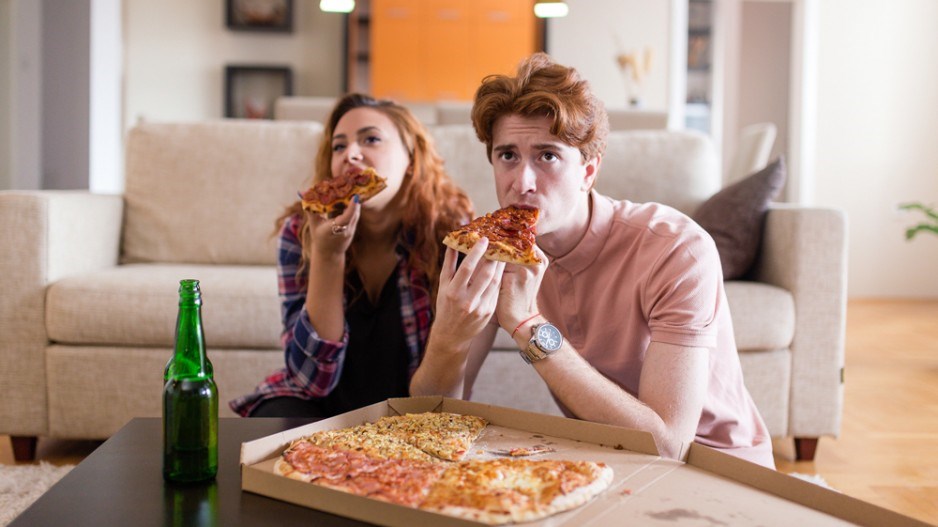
xmin=520 ymin=322 xmax=564 ymax=364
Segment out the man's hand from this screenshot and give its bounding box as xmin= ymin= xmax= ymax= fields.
xmin=432 ymin=240 xmax=505 ymax=352
xmin=496 ymin=245 xmax=548 ymax=333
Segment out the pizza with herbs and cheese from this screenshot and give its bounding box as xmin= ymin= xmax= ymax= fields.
xmin=305 ymin=421 xmax=439 ymax=463
xmin=443 ymin=206 xmax=541 ymax=265
xmin=372 ymin=412 xmax=487 ymax=462
xmin=273 ymin=411 xmax=614 ymax=525
xmin=300 ymin=167 xmax=387 ymax=216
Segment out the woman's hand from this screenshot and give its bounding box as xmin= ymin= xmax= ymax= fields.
xmin=432 ymin=240 xmax=505 ymax=353
xmin=307 ymin=197 xmax=361 ymax=259
xmin=496 ymin=245 xmax=549 ymax=334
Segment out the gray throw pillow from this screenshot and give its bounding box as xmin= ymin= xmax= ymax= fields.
xmin=692 ymin=156 xmax=786 ymax=279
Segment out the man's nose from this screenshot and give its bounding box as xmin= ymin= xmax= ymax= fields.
xmin=514 ymin=163 xmax=537 ymax=193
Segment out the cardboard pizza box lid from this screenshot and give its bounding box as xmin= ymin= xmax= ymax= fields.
xmin=240 ymin=396 xmax=930 ymax=527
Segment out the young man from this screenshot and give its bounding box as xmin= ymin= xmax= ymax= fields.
xmin=411 ymin=53 xmax=774 ymax=468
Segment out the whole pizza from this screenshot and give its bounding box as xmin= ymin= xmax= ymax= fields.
xmin=274 ymin=412 xmax=614 ymax=525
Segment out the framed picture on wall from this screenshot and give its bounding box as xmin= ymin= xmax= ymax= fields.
xmin=226 ymin=0 xmax=294 ymax=32
xmin=224 ymin=65 xmax=294 ymax=119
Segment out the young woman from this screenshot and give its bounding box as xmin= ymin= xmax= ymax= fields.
xmin=231 ymin=93 xmax=473 ymax=417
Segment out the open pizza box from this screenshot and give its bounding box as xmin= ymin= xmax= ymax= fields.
xmin=240 ymin=396 xmax=928 ymax=527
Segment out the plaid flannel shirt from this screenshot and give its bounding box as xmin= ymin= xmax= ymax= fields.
xmin=229 ymin=214 xmax=432 ymax=416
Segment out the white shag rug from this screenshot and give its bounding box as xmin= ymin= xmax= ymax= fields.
xmin=0 ymin=462 xmax=74 ymax=526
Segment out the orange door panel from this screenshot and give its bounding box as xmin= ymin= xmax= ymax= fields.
xmin=370 ymin=0 xmax=536 ymax=102
xmin=371 ymin=0 xmax=425 ymax=101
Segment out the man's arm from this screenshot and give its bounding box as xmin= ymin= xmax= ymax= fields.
xmin=515 ymin=318 xmax=708 ymax=459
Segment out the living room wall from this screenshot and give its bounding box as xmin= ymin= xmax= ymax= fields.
xmin=123 ymin=0 xmax=344 ymax=128
xmin=814 ymin=0 xmax=938 ymax=297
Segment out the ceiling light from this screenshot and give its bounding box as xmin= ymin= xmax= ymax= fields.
xmin=320 ymin=0 xmax=355 ymax=13
xmin=534 ymin=1 xmax=569 ymax=18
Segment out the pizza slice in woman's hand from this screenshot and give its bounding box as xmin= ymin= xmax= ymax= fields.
xmin=300 ymin=167 xmax=387 ymax=217
xmin=443 ymin=206 xmax=541 ymax=265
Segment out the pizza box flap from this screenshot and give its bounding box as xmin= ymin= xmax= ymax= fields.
xmin=683 ymin=443 xmax=933 ymax=527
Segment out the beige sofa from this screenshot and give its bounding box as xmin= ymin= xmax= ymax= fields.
xmin=0 ymin=120 xmax=846 ymax=461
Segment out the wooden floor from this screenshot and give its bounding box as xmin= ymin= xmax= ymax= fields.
xmin=2 ymin=299 xmax=937 ymax=524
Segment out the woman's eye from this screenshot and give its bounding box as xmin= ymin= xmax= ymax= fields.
xmin=332 ymin=143 xmax=346 ymax=152
xmin=364 ymin=135 xmax=381 ymax=145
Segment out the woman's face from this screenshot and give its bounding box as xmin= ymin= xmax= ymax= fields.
xmin=330 ymin=107 xmax=411 ymax=211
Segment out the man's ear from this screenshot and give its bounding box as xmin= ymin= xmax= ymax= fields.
xmin=582 ymin=155 xmax=601 ymax=191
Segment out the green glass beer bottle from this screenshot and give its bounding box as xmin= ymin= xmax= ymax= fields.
xmin=163 ymin=279 xmax=218 ymax=483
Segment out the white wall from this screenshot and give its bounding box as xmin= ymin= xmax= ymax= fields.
xmin=546 ymin=0 xmax=672 ymax=112
xmin=89 ymin=0 xmax=122 ymax=194
xmin=814 ymin=0 xmax=938 ymax=297
xmin=123 ymin=0 xmax=345 ymax=128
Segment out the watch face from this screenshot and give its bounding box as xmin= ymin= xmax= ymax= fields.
xmin=535 ymin=324 xmax=563 ymax=352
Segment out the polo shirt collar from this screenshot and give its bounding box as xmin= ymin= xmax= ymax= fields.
xmin=547 ymin=190 xmax=615 ymax=275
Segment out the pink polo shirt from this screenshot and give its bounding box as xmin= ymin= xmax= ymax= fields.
xmin=537 ymin=191 xmax=774 ymax=468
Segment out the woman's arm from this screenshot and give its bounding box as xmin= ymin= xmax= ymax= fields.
xmin=278 ymin=210 xmax=356 ymax=397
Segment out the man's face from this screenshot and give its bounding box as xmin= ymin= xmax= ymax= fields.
xmin=490 ymin=114 xmax=597 ymax=236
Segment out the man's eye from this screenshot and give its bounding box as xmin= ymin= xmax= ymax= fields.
xmin=499 ymin=152 xmax=516 ymax=161
xmin=542 ymin=152 xmax=558 ymax=161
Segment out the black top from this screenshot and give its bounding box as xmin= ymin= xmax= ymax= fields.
xmin=304 ymin=270 xmax=411 ymax=417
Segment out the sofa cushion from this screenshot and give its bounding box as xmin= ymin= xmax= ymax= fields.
xmin=692 ymin=157 xmax=786 ymax=279
xmin=46 ymin=263 xmax=282 ymax=349
xmin=428 ymin=124 xmax=499 ymax=214
xmin=724 ymin=281 xmax=794 ymax=350
xmin=597 ymin=130 xmax=720 ymax=215
xmin=122 ymin=120 xmax=322 ymax=265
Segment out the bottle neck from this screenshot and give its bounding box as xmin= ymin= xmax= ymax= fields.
xmin=171 ymin=281 xmax=210 ymax=380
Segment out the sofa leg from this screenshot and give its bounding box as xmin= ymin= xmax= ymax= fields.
xmin=11 ymin=435 xmax=38 ymax=462
xmin=794 ymin=437 xmax=819 ymax=461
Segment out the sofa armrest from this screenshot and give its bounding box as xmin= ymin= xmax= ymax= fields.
xmin=752 ymin=204 xmax=848 ymax=438
xmin=0 ymin=191 xmax=123 ymax=436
